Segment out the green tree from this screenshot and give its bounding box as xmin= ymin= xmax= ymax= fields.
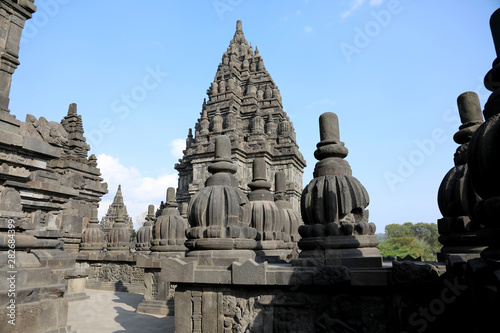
xmin=378 ymin=222 xmax=441 ymax=261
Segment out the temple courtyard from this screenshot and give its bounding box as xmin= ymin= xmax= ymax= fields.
xmin=67 ymin=289 xmax=174 ymax=333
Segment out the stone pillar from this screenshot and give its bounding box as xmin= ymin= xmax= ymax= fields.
xmin=468 ymin=8 xmax=500 ymax=259
xmin=185 ymin=135 xmax=257 ymax=266
xmin=150 ymin=187 xmax=188 ymax=256
xmin=463 ymin=9 xmax=500 ymax=332
xmin=293 ymin=112 xmax=381 ymax=268
xmin=0 ymin=0 xmax=36 ymax=114
xmin=136 ymin=204 xmax=155 ymax=253
xmin=249 ymin=158 xmax=289 ymax=262
xmin=437 ymin=92 xmax=486 ymax=261
xmin=107 ymin=208 xmax=130 ymax=253
xmin=137 ymin=188 xmax=188 ymax=316
xmin=274 ymin=171 xmax=301 ymax=248
xmin=80 ymin=208 xmax=106 ymax=252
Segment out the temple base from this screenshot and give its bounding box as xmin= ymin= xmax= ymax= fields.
xmin=292 ymin=247 xmax=382 ymax=268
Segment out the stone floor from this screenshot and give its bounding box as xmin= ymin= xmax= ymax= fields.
xmin=67 ymin=289 xmax=174 ymax=333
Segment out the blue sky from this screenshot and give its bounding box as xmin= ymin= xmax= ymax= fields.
xmin=8 ymin=0 xmax=499 ymax=231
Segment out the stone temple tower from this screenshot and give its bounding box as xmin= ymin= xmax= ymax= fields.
xmin=175 ymin=20 xmax=306 ymax=210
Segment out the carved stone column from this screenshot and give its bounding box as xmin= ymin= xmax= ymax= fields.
xmin=185 ymin=135 xmax=257 ymax=266
xmin=437 ymin=92 xmax=486 ymax=261
xmin=0 ymin=0 xmax=36 ymax=114
xmin=150 ymin=187 xmax=188 ymax=256
xmin=137 ymin=188 xmax=188 ymax=315
xmin=136 ymin=204 xmax=155 ymax=253
xmin=107 ymin=208 xmax=129 ymax=253
xmin=274 ymin=171 xmax=301 ymax=248
xmin=293 ymin=112 xmax=381 ymax=267
xmin=468 ymin=8 xmax=500 ymax=263
xmin=80 ymin=208 xmax=106 ymax=252
xmin=249 ymin=158 xmax=288 ymax=262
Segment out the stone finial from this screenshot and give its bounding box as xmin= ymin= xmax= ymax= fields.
xmin=454 ymin=92 xmax=483 ymax=145
xmin=490 ymin=8 xmax=500 ymax=62
xmin=136 ymin=204 xmax=155 ymax=252
xmin=252 ymin=158 xmax=266 ymax=182
xmin=468 ymin=9 xmax=500 ymax=230
xmin=248 ymin=158 xmax=272 ymax=201
xmin=236 ymin=20 xmax=242 ymax=32
xmin=186 ymin=135 xmax=256 ymax=255
xmin=248 ymin=158 xmax=285 ymax=245
xmin=107 ymin=208 xmax=130 ymax=251
xmin=274 ymin=171 xmax=301 ymax=244
xmin=208 ymin=136 xmax=238 ymax=182
xmin=101 ymin=185 xmax=133 ymax=230
xmin=151 ymin=188 xmax=188 ymax=252
xmin=68 ymin=103 xmax=77 ymax=116
xmin=296 ymin=112 xmax=379 ymax=267
xmin=314 ymin=112 xmax=348 ymax=160
xmin=319 ymin=112 xmax=339 ymax=142
xmin=146 ymin=204 xmax=155 ymax=222
xmin=166 ymin=187 xmax=176 ymax=204
xmin=81 ymin=208 xmax=107 ymax=251
xmin=90 ymin=208 xmax=99 ymax=224
xmin=484 ymin=8 xmax=500 ymax=93
xmin=437 ymin=92 xmax=484 ymax=251
xmin=114 ymin=185 xmax=123 ymax=204
xmin=313 ymin=112 xmax=350 ymax=177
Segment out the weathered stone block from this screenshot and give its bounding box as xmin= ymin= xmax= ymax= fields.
xmin=232 ymin=259 xmax=267 ymax=285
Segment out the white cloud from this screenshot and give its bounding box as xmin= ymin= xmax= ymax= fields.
xmin=304 ymin=26 xmax=313 ymax=33
xmin=170 ymin=138 xmax=186 ymax=159
xmin=341 ymin=0 xmax=366 ymax=18
xmin=96 ymin=153 xmax=178 ymax=230
xmin=369 ymin=0 xmax=383 ymax=6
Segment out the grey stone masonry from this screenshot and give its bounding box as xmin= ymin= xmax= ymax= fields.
xmin=0 ymin=0 xmax=36 ymax=114
xmin=107 ymin=208 xmax=130 ymax=253
xmin=0 ymin=1 xmax=109 ymax=330
xmin=136 ymin=204 xmax=155 ymax=252
xmin=294 ymin=112 xmax=381 ymax=268
xmin=248 ymin=158 xmax=291 ymax=262
xmin=185 ymin=135 xmax=258 ymax=266
xmin=467 ymin=7 xmax=500 ymax=264
xmin=437 ymin=91 xmax=486 ymax=261
xmin=175 ymin=20 xmax=306 ymax=212
xmin=151 ymin=187 xmax=188 ymax=254
xmin=274 ymin=171 xmax=301 ymax=248
xmin=80 ymin=207 xmax=106 ymax=251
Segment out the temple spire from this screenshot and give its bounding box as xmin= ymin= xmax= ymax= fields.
xmin=113 ymin=185 xmax=124 ymax=204
xmin=175 ymin=20 xmax=306 ymax=212
xmin=101 ymin=185 xmax=133 ymax=232
xmin=60 ymin=103 xmax=90 ymax=162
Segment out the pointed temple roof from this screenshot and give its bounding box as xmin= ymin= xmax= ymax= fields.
xmin=101 ymin=185 xmax=133 ymax=230
xmin=60 ymin=103 xmax=90 ymax=162
xmin=175 ymin=20 xmax=306 ymax=210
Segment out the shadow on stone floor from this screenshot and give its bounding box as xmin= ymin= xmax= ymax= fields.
xmin=112 ymin=288 xmax=144 ymax=309
xmin=112 ymin=304 xmax=173 ymax=333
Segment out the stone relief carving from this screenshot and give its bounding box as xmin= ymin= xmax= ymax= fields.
xmin=222 ymin=295 xmax=260 ymax=333
xmin=22 ymin=114 xmax=68 ymax=147
xmin=88 ymin=263 xmax=144 ymax=284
